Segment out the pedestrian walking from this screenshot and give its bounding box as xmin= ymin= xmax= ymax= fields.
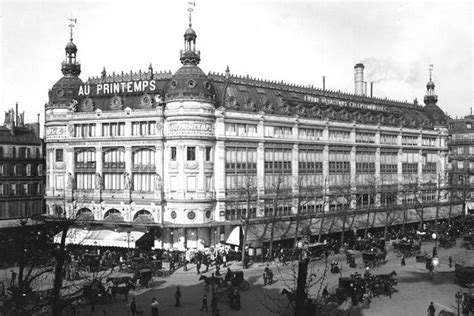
xmin=200 ymin=294 xmax=208 ymax=312
xmin=130 ymin=297 xmax=138 ymax=316
xmin=449 ymin=256 xmax=453 ymax=268
xmin=401 ymin=255 xmax=406 ymax=266
xmin=10 ymin=270 xmax=16 ymax=287
xmin=197 ymin=260 xmax=202 ymax=275
xmin=427 ymin=302 xmax=436 ymax=316
xmin=151 ymin=297 xmax=159 ymax=316
xmin=175 ymin=287 xmax=182 ymax=307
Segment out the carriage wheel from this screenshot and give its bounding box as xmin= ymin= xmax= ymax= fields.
xmin=320 ymin=253 xmax=326 ymax=260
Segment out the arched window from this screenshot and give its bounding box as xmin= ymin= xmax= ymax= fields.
xmin=133 ymin=209 xmax=154 ymax=223
xmin=103 ymin=209 xmax=124 ymax=221
xmin=76 ymin=208 xmax=94 ymax=221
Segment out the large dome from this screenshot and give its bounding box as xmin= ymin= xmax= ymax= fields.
xmin=48 ymin=75 xmax=84 ymax=107
xmin=165 ymin=64 xmax=215 ymax=103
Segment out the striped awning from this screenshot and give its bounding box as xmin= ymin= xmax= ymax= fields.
xmin=53 ymin=228 xmax=144 ymax=248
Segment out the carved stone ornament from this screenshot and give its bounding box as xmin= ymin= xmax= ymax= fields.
xmin=154 ymin=173 xmax=162 ymax=191
xmin=67 ymin=124 xmax=74 ymax=136
xmin=110 ymin=95 xmax=123 ymax=110
xmin=67 ymin=172 xmax=74 ymax=189
xmin=81 ymin=97 xmax=95 ymax=111
xmin=95 ymin=173 xmax=103 ymax=190
xmin=139 ymin=94 xmax=153 ymax=108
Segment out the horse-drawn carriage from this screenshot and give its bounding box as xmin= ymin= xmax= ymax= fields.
xmin=454 ymin=263 xmax=474 ymax=287
xmin=225 ymin=270 xmax=250 ymax=291
xmin=78 ymin=253 xmax=101 ymax=273
xmin=393 ymin=241 xmax=420 ymax=258
xmin=354 ymin=238 xmax=385 ymax=252
xmin=361 ymin=248 xmax=387 ymax=268
xmin=439 ymin=235 xmax=456 ymax=249
xmin=306 ymin=243 xmax=331 ymax=261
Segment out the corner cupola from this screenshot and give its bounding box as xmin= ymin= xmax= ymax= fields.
xmin=48 ymin=18 xmax=84 ymax=108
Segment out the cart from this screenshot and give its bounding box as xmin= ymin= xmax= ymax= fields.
xmin=228 ymin=271 xmax=250 ymax=291
xmin=454 ymin=263 xmax=474 ymax=287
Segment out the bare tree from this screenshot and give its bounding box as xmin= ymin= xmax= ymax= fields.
xmin=230 ymin=174 xmax=258 ymax=269
xmin=267 ymin=173 xmax=286 ymax=261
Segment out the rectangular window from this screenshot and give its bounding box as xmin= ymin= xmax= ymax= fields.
xmin=37 ymin=165 xmax=43 ymax=177
xmin=170 ymin=147 xmax=177 ymax=161
xmin=75 ymin=173 xmax=94 ymax=190
xmin=0 ymin=184 xmax=4 ymax=196
xmin=26 ymin=164 xmax=31 ymax=176
xmin=132 ymin=173 xmax=153 ymax=192
xmin=187 ymin=147 xmax=196 ymax=161
xmin=55 ymin=149 xmax=63 ymax=162
xmin=103 ymin=173 xmax=123 ymax=190
xmin=205 ymin=147 xmax=212 ymax=162
xmin=458 ymin=161 xmax=464 ymax=170
xmin=355 ymin=132 xmax=375 ymax=144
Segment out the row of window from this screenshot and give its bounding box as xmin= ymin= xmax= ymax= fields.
xmin=0 ymin=164 xmax=43 ymax=177
xmin=0 ymin=146 xmax=41 ymax=159
xmin=73 ymin=121 xmax=159 ymax=138
xmin=0 ymin=182 xmax=42 ymax=196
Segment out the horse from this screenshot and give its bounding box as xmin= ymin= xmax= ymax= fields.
xmin=199 ymin=275 xmax=223 ymax=292
xmin=281 ymin=288 xmax=297 ymax=306
xmin=111 ymin=282 xmax=135 ymax=302
xmin=82 ymin=279 xmax=109 ymax=312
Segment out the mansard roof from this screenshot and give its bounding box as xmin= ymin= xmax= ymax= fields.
xmin=208 ymin=72 xmax=447 ymax=130
xmin=75 ymin=68 xmax=447 ymax=130
xmin=0 ymin=126 xmax=42 ymax=145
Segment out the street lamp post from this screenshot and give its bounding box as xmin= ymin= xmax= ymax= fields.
xmin=455 ymin=291 xmax=463 ymax=316
xmin=126 ymin=230 xmax=131 ymax=258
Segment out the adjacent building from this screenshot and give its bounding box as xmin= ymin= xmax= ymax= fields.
xmin=44 ymin=16 xmax=462 ymax=250
xmin=0 ymin=106 xmax=44 ymax=225
xmin=448 ymin=114 xmax=474 ymax=213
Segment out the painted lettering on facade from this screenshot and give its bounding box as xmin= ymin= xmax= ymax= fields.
xmin=304 ymin=95 xmax=388 ymax=112
xmin=78 ymin=80 xmax=157 ymax=96
xmin=168 ymin=122 xmax=213 ymax=133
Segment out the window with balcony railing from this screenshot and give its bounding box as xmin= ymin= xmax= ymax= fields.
xmin=356 ymin=132 xmax=375 ymax=144
xmin=402 ymin=135 xmax=418 ymax=146
xmin=103 ymin=148 xmax=125 ymax=170
xmin=75 ymin=149 xmax=96 ymax=170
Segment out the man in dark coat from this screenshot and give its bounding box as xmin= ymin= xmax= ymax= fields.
xmin=175 ymin=287 xmax=182 ymax=307
xmin=427 ymin=302 xmax=436 ymax=316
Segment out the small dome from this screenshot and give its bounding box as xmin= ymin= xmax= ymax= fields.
xmin=165 ymin=64 xmax=215 ymax=103
xmin=184 ymin=26 xmax=197 ymax=41
xmin=65 ymin=40 xmax=78 ymax=54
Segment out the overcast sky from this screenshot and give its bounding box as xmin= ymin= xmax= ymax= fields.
xmin=0 ymin=0 xmax=472 ymax=127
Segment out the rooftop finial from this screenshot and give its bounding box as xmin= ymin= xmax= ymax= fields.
xmin=187 ymin=1 xmax=195 ymax=27
xmin=429 ymin=64 xmax=433 ymax=81
xmin=68 ymin=17 xmax=77 ymax=41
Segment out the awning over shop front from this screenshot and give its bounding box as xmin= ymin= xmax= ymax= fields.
xmin=53 ymin=228 xmax=145 ymax=248
xmin=226 ymin=226 xmax=241 ymax=246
